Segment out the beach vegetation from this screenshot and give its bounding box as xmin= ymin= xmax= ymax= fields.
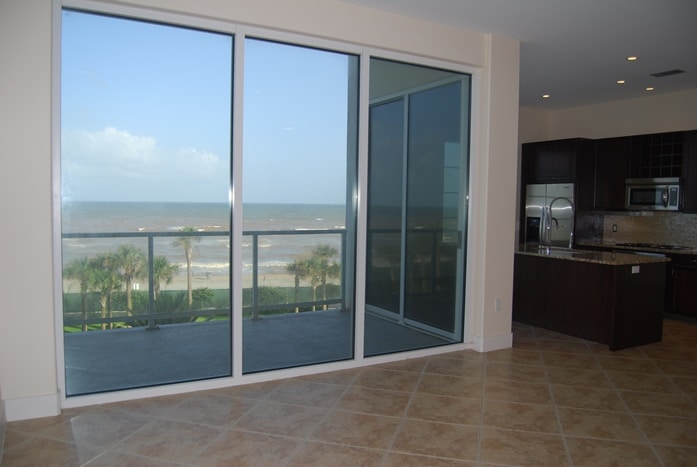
xmin=286 ymin=260 xmax=310 ymax=312
xmin=172 ymin=226 xmax=201 ymax=309
xmin=153 ymin=256 xmax=179 ymax=300
xmin=112 ymin=244 xmax=147 ymax=316
xmin=305 ymin=244 xmax=340 ymax=310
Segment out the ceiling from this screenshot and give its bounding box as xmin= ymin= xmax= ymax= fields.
xmin=339 ymin=0 xmax=697 ymax=110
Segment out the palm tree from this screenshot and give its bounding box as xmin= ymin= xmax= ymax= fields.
xmin=88 ymin=254 xmax=122 ymax=330
xmin=63 ymin=257 xmax=92 ymax=331
xmin=173 ymin=226 xmax=200 ymax=309
xmin=152 ymin=256 xmax=179 ymax=301
xmin=286 ymin=259 xmax=309 ymax=312
xmin=309 ymin=244 xmax=340 ymax=310
xmin=113 ymin=244 xmax=146 ymax=316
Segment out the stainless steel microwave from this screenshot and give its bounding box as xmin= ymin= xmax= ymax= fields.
xmin=625 ymin=177 xmax=681 ymax=211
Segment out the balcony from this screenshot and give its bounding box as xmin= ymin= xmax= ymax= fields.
xmin=62 ymin=229 xmax=449 ymax=396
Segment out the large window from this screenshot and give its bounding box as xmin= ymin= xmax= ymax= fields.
xmin=60 ymin=10 xmax=233 ymax=395
xmin=365 ymin=58 xmax=470 ymax=356
xmin=241 ymin=39 xmax=358 ymax=373
xmin=58 ymin=7 xmax=470 ymax=398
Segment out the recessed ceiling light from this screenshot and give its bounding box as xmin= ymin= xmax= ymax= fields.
xmin=626 ymin=56 xmax=638 ymax=61
xmin=617 ymin=80 xmax=626 ymax=84
xmin=645 ymin=87 xmax=655 ymax=91
xmin=542 ymin=94 xmax=550 ymax=98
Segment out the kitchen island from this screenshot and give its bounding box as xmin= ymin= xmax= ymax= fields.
xmin=513 ymin=244 xmax=670 ymax=350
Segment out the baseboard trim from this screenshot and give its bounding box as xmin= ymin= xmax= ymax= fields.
xmin=471 ymin=331 xmax=513 ymax=352
xmin=4 ymin=393 xmax=60 ymax=422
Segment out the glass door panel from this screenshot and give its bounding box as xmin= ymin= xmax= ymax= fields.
xmin=242 ymin=39 xmax=358 ymax=373
xmin=365 ymin=58 xmax=470 ymax=356
xmin=60 ymin=10 xmax=233 ymax=395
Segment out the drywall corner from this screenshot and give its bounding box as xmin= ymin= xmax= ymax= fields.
xmin=0 ymin=389 xmax=6 ymax=464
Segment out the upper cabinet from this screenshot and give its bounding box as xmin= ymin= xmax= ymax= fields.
xmin=593 ymin=137 xmax=631 ymax=211
xmin=521 ymin=138 xmax=595 ymax=208
xmin=683 ymin=130 xmax=697 ymax=213
xmin=629 ymin=131 xmax=684 ymax=178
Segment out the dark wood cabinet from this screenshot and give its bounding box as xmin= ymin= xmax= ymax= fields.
xmin=668 ymin=254 xmax=697 ymax=317
xmin=522 ymin=138 xmax=594 ymax=186
xmin=682 ymin=130 xmax=697 ymax=213
xmin=513 ymin=253 xmax=665 ymax=350
xmin=593 ymin=137 xmax=631 ymax=210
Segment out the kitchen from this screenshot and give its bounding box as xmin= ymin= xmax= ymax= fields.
xmin=514 ymin=128 xmax=697 ymax=349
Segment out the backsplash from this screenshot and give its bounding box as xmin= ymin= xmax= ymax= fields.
xmin=578 ymin=211 xmax=697 ymax=248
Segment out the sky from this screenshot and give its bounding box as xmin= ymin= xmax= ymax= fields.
xmin=61 ymin=10 xmax=352 ymax=205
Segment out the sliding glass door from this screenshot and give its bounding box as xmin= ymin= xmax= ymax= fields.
xmin=365 ymin=59 xmax=470 ymax=356
xmin=241 ymin=39 xmax=358 ymax=373
xmin=60 ymin=10 xmax=233 ymax=395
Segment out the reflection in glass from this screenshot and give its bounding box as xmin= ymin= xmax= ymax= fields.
xmin=365 ymin=58 xmax=470 ymax=356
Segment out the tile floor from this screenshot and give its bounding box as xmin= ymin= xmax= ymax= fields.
xmin=3 ymin=318 xmax=696 ymax=466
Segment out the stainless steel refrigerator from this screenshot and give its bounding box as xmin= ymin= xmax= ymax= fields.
xmin=524 ymin=183 xmax=575 ymax=247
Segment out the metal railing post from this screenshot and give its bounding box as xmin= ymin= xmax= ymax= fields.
xmin=147 ymin=235 xmax=158 ymax=330
xmin=252 ymin=233 xmax=259 ymax=319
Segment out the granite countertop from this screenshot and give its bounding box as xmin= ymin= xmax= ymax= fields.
xmin=575 ymin=241 xmax=697 ymax=256
xmin=516 ymin=244 xmax=671 ymax=265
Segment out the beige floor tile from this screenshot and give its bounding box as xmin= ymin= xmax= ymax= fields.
xmin=484 ymin=379 xmax=552 ymax=405
xmin=267 ymin=379 xmax=346 ymax=407
xmin=620 ymin=390 xmax=697 ymax=418
xmin=85 ymin=450 xmax=185 ymax=466
xmin=103 ymin=394 xmax=190 ymax=418
xmin=383 ymin=452 xmax=476 ymax=466
xmin=551 ymin=384 xmax=626 ymax=411
xmin=533 ymin=328 xmax=585 ymax=342
xmin=606 ymin=371 xmax=681 ymax=393
xmin=353 ymin=367 xmax=421 ymax=392
xmin=479 ymin=428 xmax=569 ymax=466
xmin=535 ymin=339 xmax=592 ymax=354
xmin=424 ymin=356 xmax=486 ymax=378
xmin=299 ymin=368 xmax=360 ymax=385
xmin=634 ymin=414 xmax=697 ymax=447
xmin=392 ymin=419 xmax=479 ymax=460
xmin=209 ymin=379 xmax=280 ymax=399
xmin=596 ymin=355 xmax=661 ymax=374
xmin=375 ymin=357 xmax=428 ymax=373
xmin=407 ymin=393 xmax=481 ymax=425
xmin=485 ymin=348 xmax=543 ymax=366
xmin=653 ymin=359 xmax=697 ymax=377
xmin=335 ymin=385 xmax=411 ymax=417
xmin=287 ymin=441 xmax=385 ymax=466
xmin=1 ymin=437 xmax=102 ymax=466
xmin=39 ymin=408 xmax=153 ymax=450
xmin=310 ymin=410 xmax=399 ymax=449
xmin=485 ymin=361 xmax=547 ymax=383
xmin=544 ymin=366 xmax=611 ymax=388
xmin=482 ymin=400 xmax=560 ymax=433
xmin=556 ymin=407 xmax=645 ymax=442
xmin=194 ymin=429 xmax=301 ymax=466
xmin=417 ymin=373 xmax=484 ymax=398
xmin=565 ymin=437 xmax=660 ymax=467
xmin=111 ymin=418 xmax=223 ymax=463
xmin=234 ymin=400 xmax=327 ymax=437
xmin=653 ymin=445 xmax=697 ymax=467
xmin=512 ymin=335 xmax=539 ymax=350
xmin=671 ymin=375 xmax=697 ymax=394
xmin=541 ymin=352 xmax=601 ymax=370
xmin=163 ymin=392 xmax=258 ymax=426
xmin=6 ymin=407 xmax=88 ymax=435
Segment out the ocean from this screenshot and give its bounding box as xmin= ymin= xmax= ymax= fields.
xmin=61 ymin=202 xmax=347 ymax=284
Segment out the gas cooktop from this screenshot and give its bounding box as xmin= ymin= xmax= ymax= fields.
xmin=615 ymin=242 xmax=691 ymax=251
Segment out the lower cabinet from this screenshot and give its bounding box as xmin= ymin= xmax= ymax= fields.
xmin=669 ymin=257 xmax=697 ymax=317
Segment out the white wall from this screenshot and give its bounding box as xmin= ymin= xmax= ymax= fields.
xmin=0 ymin=0 xmax=519 ymax=420
xmin=520 ymin=88 xmax=697 ymax=142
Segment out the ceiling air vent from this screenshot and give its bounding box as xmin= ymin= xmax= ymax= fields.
xmin=650 ymin=69 xmax=686 ymax=78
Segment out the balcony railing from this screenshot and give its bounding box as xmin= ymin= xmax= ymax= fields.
xmin=62 ymin=229 xmax=347 ymax=330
